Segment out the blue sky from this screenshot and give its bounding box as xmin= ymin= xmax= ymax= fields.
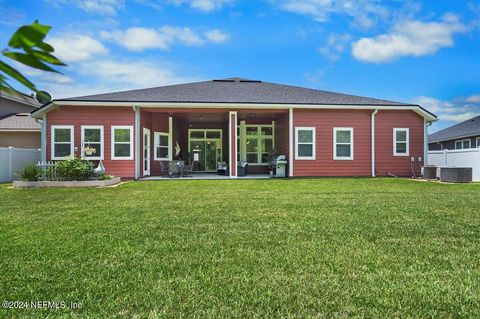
xmin=1 ymin=0 xmax=480 ymax=131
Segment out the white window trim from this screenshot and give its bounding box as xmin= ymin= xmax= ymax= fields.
xmin=393 ymin=128 xmax=409 ymax=156
xmin=111 ymin=126 xmax=134 ymax=160
xmin=476 ymin=137 xmax=480 ymax=148
xmin=295 ymin=127 xmax=316 ymax=160
xmin=81 ymin=125 xmax=104 ymax=160
xmin=455 ymin=138 xmax=471 ymax=149
xmin=154 ymin=131 xmax=171 ymax=161
xmin=241 ymin=124 xmax=275 ymax=165
xmin=51 ymin=125 xmax=74 ymax=160
xmin=334 ymin=127 xmax=354 ymax=160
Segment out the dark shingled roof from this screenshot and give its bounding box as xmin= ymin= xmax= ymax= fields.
xmin=429 ymin=115 xmax=480 ymax=143
xmin=61 ymin=77 xmax=416 ymax=106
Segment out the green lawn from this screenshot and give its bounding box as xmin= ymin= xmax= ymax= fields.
xmin=1 ymin=178 xmax=479 ymax=318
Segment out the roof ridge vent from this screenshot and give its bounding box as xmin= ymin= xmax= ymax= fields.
xmin=212 ymin=77 xmax=262 ymax=83
xmin=239 ymin=79 xmax=261 ymax=83
xmin=212 ymin=79 xmax=235 ymax=82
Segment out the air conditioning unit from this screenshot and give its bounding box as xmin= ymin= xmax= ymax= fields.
xmin=440 ymin=167 xmax=472 ymax=183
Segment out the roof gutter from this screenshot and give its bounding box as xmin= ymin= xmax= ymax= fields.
xmin=32 ymin=100 xmax=437 ymax=122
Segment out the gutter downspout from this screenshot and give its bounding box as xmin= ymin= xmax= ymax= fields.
xmin=133 ymin=105 xmax=141 ymax=180
xmin=36 ymin=114 xmax=47 ymax=162
xmin=371 ymin=109 xmax=378 ymax=177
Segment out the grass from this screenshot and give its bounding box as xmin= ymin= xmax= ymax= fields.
xmin=0 ymin=178 xmax=479 ymax=318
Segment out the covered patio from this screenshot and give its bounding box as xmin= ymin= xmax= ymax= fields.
xmin=139 ymin=108 xmax=289 ymax=178
xmin=140 ymin=173 xmax=272 ymax=180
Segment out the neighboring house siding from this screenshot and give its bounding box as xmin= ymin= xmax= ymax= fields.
xmin=293 ymin=109 xmax=372 ymax=177
xmin=46 ymin=106 xmax=135 ymax=178
xmin=375 ymin=110 xmax=424 ymax=177
xmin=0 ymin=131 xmax=41 ymax=148
xmin=0 ymin=98 xmax=37 ymax=117
xmin=428 ymin=135 xmax=480 ymax=150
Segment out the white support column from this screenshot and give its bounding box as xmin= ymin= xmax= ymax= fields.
xmin=229 ymin=111 xmax=238 ymax=178
xmin=40 ymin=114 xmax=47 ymax=162
xmin=424 ymin=120 xmax=430 ymax=166
xmin=288 ymin=108 xmax=293 ymax=177
xmin=134 ymin=106 xmax=141 ymax=179
xmin=371 ymin=109 xmax=378 ymax=177
xmin=168 ymin=116 xmax=173 ymax=161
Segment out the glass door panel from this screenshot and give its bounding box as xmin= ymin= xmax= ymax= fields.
xmin=205 ymin=141 xmax=217 ymax=171
xmin=191 ymin=141 xmax=206 ymax=171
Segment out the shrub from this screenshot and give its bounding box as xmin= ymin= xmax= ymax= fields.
xmin=55 ymin=157 xmax=93 ymax=181
xmin=17 ymin=163 xmax=41 ymax=181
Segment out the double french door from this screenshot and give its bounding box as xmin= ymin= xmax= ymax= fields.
xmin=188 ymin=129 xmax=222 ymax=172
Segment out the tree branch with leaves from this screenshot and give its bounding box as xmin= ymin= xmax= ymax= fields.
xmin=1 ymin=20 xmax=66 ymax=100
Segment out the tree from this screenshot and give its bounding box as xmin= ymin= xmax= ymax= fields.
xmin=0 ymin=20 xmax=66 ymax=99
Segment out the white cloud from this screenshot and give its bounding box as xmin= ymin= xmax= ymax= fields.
xmin=78 ymin=59 xmax=197 ymax=87
xmin=40 ymin=59 xmax=201 ymax=99
xmin=465 ymin=94 xmax=480 ymax=103
xmin=170 ymin=0 xmax=232 ymax=12
xmin=277 ymin=0 xmax=389 ymax=29
xmin=48 ymin=34 xmax=108 ymax=62
xmin=318 ymin=33 xmax=352 ymax=61
xmin=414 ymin=96 xmax=480 ymax=129
xmin=46 ymin=0 xmax=124 ymax=15
xmin=101 ymin=26 xmax=229 ymax=51
xmin=351 ymin=14 xmax=468 ymax=63
xmin=204 ymin=29 xmax=230 ymax=43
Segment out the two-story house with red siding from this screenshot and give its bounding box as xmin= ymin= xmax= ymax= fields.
xmin=31 ymin=78 xmax=437 ymax=179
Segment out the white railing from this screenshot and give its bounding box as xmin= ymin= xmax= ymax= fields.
xmin=428 ymin=148 xmax=480 ymax=181
xmin=0 ymin=147 xmax=41 ymax=182
xmin=37 ymin=161 xmax=59 ymax=181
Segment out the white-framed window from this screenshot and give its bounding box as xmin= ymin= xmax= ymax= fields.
xmin=154 ymin=132 xmax=171 ymax=160
xmin=81 ymin=125 xmax=104 ymax=160
xmin=393 ymin=128 xmax=409 ymax=156
xmin=476 ymin=137 xmax=480 ymax=148
xmin=243 ymin=125 xmax=274 ymax=165
xmin=334 ymin=127 xmax=353 ymax=160
xmin=295 ymin=127 xmax=316 ymax=160
xmin=111 ymin=126 xmax=133 ymax=160
xmin=51 ymin=125 xmax=74 ymax=160
xmin=455 ymin=138 xmax=471 ymax=149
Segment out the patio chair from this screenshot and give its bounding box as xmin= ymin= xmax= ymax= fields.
xmin=183 ymin=159 xmax=197 ymax=177
xmin=168 ymin=161 xmax=180 ymax=178
xmin=159 ymin=161 xmax=169 ymax=176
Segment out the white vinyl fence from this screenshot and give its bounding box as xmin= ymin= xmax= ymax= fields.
xmin=428 ymin=148 xmax=480 ymax=181
xmin=0 ymin=147 xmax=41 ymax=182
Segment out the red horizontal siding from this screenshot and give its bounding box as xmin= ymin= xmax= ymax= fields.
xmin=46 ymin=106 xmax=135 ymax=178
xmin=375 ymin=110 xmax=424 ymax=177
xmin=292 ymin=109 xmax=424 ymax=177
xmin=293 ymin=109 xmax=372 ymax=177
xmin=45 ymin=106 xmax=425 ymax=179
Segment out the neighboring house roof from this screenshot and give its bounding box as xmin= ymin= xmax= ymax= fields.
xmin=63 ymin=77 xmax=415 ymax=106
xmin=429 ymin=115 xmax=480 ymax=143
xmin=0 ymin=90 xmax=41 ymax=107
xmin=0 ymin=113 xmax=41 ymax=131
